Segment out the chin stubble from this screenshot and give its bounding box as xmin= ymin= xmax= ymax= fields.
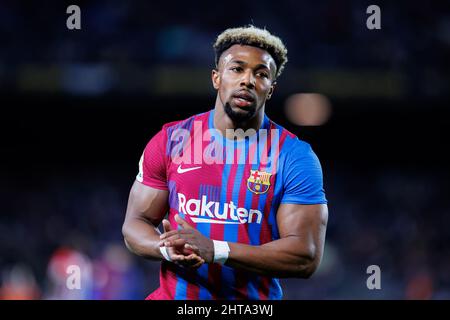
xmin=224 ymin=102 xmax=256 ymax=123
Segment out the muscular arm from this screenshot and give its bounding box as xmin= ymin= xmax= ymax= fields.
xmin=165 ymin=203 xmax=328 ymax=278
xmin=225 ymin=204 xmax=328 ymax=278
xmin=122 ymin=180 xmax=169 ymax=260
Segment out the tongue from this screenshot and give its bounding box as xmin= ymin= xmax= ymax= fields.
xmin=234 ymin=97 xmax=252 ymax=107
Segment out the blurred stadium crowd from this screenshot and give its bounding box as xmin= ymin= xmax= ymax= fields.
xmin=0 ymin=1 xmax=448 ymax=98
xmin=1 ymin=0 xmax=449 ymax=299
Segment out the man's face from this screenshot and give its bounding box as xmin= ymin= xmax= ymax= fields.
xmin=212 ymin=44 xmax=277 ymax=123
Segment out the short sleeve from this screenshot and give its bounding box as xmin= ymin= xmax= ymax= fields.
xmin=136 ymin=129 xmax=168 ymax=190
xmin=281 ymin=141 xmax=327 ymax=205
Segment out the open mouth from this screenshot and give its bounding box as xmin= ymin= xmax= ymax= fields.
xmin=232 ymin=91 xmax=255 ymax=107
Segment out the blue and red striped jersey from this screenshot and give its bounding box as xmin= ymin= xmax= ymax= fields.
xmin=136 ymin=109 xmax=327 ymax=300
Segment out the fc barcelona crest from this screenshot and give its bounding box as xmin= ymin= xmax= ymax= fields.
xmin=247 ymin=170 xmax=272 ymax=194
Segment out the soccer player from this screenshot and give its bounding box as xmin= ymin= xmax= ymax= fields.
xmin=122 ymin=25 xmax=328 ymax=300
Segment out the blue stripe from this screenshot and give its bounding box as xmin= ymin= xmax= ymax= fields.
xmin=265 ymin=127 xmax=285 ymax=299
xmin=174 ymin=211 xmax=188 ymax=299
xmin=245 ymin=119 xmax=280 ymax=299
xmin=246 ymin=165 xmax=262 ymax=243
xmin=268 ymin=279 xmax=283 ymax=300
xmin=245 ymin=139 xmax=261 ymax=300
xmin=197 ymin=264 xmax=211 ymax=300
xmin=246 ymin=279 xmax=260 ymax=300
xmin=221 ymin=139 xmax=249 ymax=299
xmin=244 ymin=138 xmax=262 ymax=299
xmin=266 ymin=129 xmax=280 ymax=229
xmin=174 ymin=274 xmax=188 ymax=300
xmin=219 ymin=150 xmax=234 ymax=298
xmin=261 ymin=128 xmax=284 ymax=299
xmin=197 ymin=184 xmax=212 ymax=300
xmin=165 ymin=115 xmax=196 ymax=159
xmin=208 ymin=109 xmax=214 ymax=129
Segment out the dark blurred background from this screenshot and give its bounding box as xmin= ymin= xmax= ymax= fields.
xmin=0 ymin=0 xmax=449 ymax=299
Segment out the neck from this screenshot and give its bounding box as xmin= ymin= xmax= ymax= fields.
xmin=213 ymin=98 xmax=265 ymax=140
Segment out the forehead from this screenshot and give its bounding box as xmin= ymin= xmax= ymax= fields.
xmin=220 ymin=44 xmax=276 ymax=69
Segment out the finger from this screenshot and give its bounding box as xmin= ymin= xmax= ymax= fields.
xmin=168 ymin=252 xmax=186 ymax=261
xmin=160 ymin=229 xmax=192 ymax=240
xmin=175 ymin=214 xmax=195 ymax=230
xmin=184 ymin=243 xmax=200 ymax=252
xmin=182 ymin=254 xmax=204 ymax=268
xmin=181 ymin=246 xmax=195 ymax=255
xmin=160 ymin=230 xmax=179 ymax=240
xmin=163 ymin=238 xmax=187 ymax=248
xmin=159 ymin=233 xmax=180 ymax=246
xmin=191 ymin=260 xmax=205 ymax=269
xmin=184 ymin=253 xmax=203 ymax=261
xmin=188 ymin=255 xmax=205 ymax=268
xmin=162 ymin=219 xmax=171 ymax=233
xmin=159 ymin=232 xmax=194 ymax=247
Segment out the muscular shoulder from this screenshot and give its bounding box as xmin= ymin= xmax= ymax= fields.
xmin=267 ymin=118 xmax=312 ymax=158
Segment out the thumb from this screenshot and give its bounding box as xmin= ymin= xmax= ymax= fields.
xmin=175 ymin=214 xmax=194 ymax=230
xmin=162 ymin=219 xmax=172 ymax=233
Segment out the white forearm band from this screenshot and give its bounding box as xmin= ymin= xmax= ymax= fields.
xmin=213 ymin=240 xmax=230 ymax=265
xmin=160 ymin=246 xmax=171 ymax=262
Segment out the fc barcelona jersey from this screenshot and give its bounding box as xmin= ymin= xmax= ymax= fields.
xmin=136 ymin=109 xmax=327 ymax=300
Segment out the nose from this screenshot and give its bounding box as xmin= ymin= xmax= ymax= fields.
xmin=240 ymin=70 xmax=255 ymax=89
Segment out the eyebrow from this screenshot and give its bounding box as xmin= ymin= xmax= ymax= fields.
xmin=230 ymin=60 xmax=270 ymax=71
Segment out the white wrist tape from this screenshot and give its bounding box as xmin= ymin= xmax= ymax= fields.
xmin=160 ymin=246 xmax=171 ymax=262
xmin=213 ymin=240 xmax=230 ymax=265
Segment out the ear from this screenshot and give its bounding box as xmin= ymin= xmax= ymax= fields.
xmin=212 ymin=69 xmax=220 ymax=90
xmin=267 ymin=81 xmax=277 ymax=100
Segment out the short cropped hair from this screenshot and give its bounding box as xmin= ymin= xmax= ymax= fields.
xmin=213 ymin=25 xmax=288 ymax=79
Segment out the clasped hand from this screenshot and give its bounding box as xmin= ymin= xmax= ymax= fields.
xmin=159 ymin=214 xmax=214 ymax=268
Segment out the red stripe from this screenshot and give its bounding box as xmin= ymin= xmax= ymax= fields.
xmin=233 ymin=139 xmax=259 ymax=299
xmin=203 ymin=113 xmax=227 ymax=299
xmin=207 ymin=155 xmax=240 ymax=298
xmin=257 ymin=124 xmax=274 ymax=299
xmin=188 ymin=112 xmax=220 ymax=300
xmin=244 ymin=127 xmax=272 ymax=299
xmin=258 ymin=126 xmax=289 ymax=299
xmin=186 ymin=273 xmax=200 ymax=299
xmin=147 ymin=263 xmax=179 ymax=300
xmin=185 ymin=113 xmax=210 ymax=300
xmin=222 ymin=148 xmax=240 ymax=298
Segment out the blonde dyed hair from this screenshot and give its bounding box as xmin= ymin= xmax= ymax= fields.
xmin=213 ymin=25 xmax=288 ymax=79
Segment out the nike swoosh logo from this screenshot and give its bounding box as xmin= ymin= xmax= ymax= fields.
xmin=177 ymin=165 xmax=202 ymax=174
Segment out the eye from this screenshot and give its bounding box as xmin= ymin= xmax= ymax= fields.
xmin=257 ymin=72 xmax=269 ymax=78
xmin=230 ymin=66 xmax=243 ymax=72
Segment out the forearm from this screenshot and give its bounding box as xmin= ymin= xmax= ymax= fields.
xmin=122 ymin=217 xmax=163 ymax=260
xmin=225 ymin=237 xmax=317 ymax=278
